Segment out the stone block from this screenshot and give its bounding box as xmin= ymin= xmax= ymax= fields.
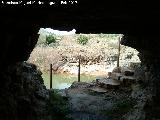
xmin=111 ymin=72 xmax=123 ymax=80
xmin=120 ymin=76 xmax=136 ymax=86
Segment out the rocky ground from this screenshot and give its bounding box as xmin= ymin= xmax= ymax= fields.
xmin=65 ymin=83 xmax=133 ymax=120
xmin=57 ymin=66 xmax=139 ymax=120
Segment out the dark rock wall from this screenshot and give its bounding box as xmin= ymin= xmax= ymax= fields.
xmin=0 ymin=62 xmax=49 ymax=120
xmin=0 ymin=9 xmax=49 ymax=119
xmin=121 ymin=36 xmax=160 ymax=120
xmin=1 ymin=32 xmax=38 ymax=66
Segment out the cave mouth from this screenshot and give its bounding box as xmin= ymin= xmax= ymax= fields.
xmin=27 ymin=28 xmax=141 ymax=89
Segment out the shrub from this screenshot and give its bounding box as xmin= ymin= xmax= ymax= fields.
xmin=77 ymin=35 xmax=89 ymax=45
xmin=46 ymin=34 xmax=57 ymax=45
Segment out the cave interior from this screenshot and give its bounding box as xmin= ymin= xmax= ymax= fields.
xmin=1 ymin=1 xmax=160 ymax=119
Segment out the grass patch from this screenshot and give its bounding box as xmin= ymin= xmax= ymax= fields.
xmin=47 ymin=89 xmax=69 ymax=120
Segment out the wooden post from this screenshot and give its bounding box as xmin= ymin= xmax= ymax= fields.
xmin=50 ymin=64 xmax=52 ymax=89
xmin=117 ymin=36 xmax=121 ymax=68
xmin=78 ymin=55 xmax=81 ymax=82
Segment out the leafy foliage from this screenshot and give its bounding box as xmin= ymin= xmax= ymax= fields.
xmin=46 ymin=34 xmax=57 ymax=45
xmin=77 ymin=35 xmax=89 ymax=45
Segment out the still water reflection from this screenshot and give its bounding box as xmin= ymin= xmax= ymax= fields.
xmin=42 ymin=73 xmax=96 ymax=89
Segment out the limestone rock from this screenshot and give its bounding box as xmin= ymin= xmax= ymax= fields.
xmin=70 ymin=81 xmax=94 ymax=89
xmin=111 ymin=72 xmax=123 ymax=80
xmin=112 ymin=67 xmax=122 ymax=73
xmin=97 ymin=78 xmax=120 ymax=89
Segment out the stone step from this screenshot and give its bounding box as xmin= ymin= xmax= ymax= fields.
xmin=112 ymin=67 xmax=135 ymax=76
xmin=97 ymin=78 xmax=120 ymax=89
xmin=120 ymin=76 xmax=136 ymax=86
xmin=111 ymin=72 xmax=123 ymax=80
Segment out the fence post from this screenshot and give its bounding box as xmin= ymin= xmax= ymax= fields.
xmin=50 ymin=64 xmax=52 ymax=89
xmin=78 ymin=55 xmax=81 ymax=82
xmin=117 ymin=36 xmax=121 ymax=68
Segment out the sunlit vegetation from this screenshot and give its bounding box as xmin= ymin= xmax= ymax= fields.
xmin=76 ymin=34 xmax=89 ymax=45
xmin=46 ymin=34 xmax=57 ymax=45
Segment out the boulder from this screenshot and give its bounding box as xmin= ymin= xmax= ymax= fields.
xmin=97 ymin=78 xmax=120 ymax=89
